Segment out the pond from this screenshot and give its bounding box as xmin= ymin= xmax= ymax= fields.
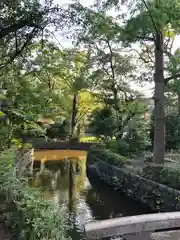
xmin=32 ymin=150 xmax=152 ymax=240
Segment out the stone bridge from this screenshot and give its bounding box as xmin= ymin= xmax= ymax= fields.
xmin=32 ymin=141 xmax=96 ymax=151
xmin=85 ymin=212 xmax=180 ymax=240
xmin=32 ymin=141 xmax=96 ymax=171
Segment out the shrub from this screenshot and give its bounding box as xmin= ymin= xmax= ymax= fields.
xmin=165 ymin=114 xmax=180 ymax=150
xmin=106 ymin=139 xmax=130 ymax=156
xmin=0 ymin=148 xmax=69 ymax=240
xmin=69 ymin=135 xmax=79 ymax=143
xmin=143 ymin=164 xmax=180 ymax=190
xmin=46 ymin=121 xmax=69 ymax=140
xmin=87 ymin=145 xmax=129 ymax=168
xmin=88 ymin=107 xmax=116 ymax=140
xmin=106 ymin=137 xmax=150 ymax=157
xmin=150 ymin=114 xmax=180 ymax=151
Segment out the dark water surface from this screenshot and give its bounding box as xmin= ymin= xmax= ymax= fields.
xmin=32 ymin=150 xmax=151 ymax=240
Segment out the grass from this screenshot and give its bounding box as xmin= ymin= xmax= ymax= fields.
xmin=79 ymin=136 xmax=101 ymax=143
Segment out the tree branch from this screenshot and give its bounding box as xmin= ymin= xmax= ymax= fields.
xmin=75 ymin=108 xmax=90 ymax=124
xmin=136 ymin=36 xmax=154 ymax=41
xmin=0 ymin=27 xmax=38 ymax=70
xmin=141 ymin=0 xmax=159 ymax=34
xmin=0 ymin=19 xmax=40 ymax=40
xmin=132 ymin=48 xmax=154 ymax=64
xmin=106 ymin=39 xmax=116 ymax=81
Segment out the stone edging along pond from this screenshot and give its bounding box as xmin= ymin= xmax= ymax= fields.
xmin=87 ymin=147 xmax=180 ymax=212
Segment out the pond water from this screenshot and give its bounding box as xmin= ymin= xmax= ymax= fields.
xmin=32 ymin=150 xmax=152 ymax=240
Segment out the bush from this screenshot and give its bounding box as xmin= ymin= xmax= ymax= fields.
xmin=106 ymin=136 xmax=150 ymax=157
xmin=87 ymin=145 xmax=129 ymax=168
xmin=165 ymin=114 xmax=180 ymax=150
xmin=88 ymin=107 xmax=116 ymax=140
xmin=0 ymin=149 xmax=69 ymax=240
xmin=46 ymin=121 xmax=69 ymax=140
xmin=150 ymin=114 xmax=180 ymax=151
xmin=105 ymin=139 xmax=129 ymax=156
xmin=143 ymin=164 xmax=180 ymax=190
xmin=14 ymin=123 xmax=46 ymax=141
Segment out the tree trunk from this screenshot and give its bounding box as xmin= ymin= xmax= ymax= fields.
xmin=153 ymin=31 xmax=165 ymax=165
xmin=112 ymin=87 xmax=122 ymax=140
xmin=70 ymin=93 xmax=78 ymax=138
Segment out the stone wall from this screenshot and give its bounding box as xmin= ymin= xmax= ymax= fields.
xmin=15 ymin=148 xmax=34 ymax=176
xmin=87 ymin=151 xmax=180 ymax=212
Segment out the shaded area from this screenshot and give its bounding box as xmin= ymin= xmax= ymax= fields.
xmin=86 ymin=171 xmax=152 ymax=220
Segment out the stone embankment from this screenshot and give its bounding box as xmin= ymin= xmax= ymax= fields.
xmin=87 ymin=147 xmax=180 ymax=212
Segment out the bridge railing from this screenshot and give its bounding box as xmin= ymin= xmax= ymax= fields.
xmin=85 ymin=212 xmax=180 ymax=240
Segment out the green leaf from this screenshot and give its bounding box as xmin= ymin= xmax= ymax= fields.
xmin=0 ymin=111 xmax=5 ymax=117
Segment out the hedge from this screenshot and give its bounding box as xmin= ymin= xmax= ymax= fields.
xmin=87 ymin=145 xmax=130 ymax=168
xmin=143 ymin=165 xmax=180 ymax=190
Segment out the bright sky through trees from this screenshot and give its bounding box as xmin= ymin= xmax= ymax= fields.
xmin=52 ymin=0 xmax=180 ymax=97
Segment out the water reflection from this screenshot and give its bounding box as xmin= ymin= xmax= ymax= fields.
xmin=32 ymin=155 xmax=90 ymax=239
xmin=31 ymin=150 xmax=151 ymax=240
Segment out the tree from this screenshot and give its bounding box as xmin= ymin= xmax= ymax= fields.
xmin=0 ymin=1 xmax=69 ymax=147
xmin=76 ymin=91 xmax=102 ymax=135
xmin=0 ymin=41 xmax=67 ymax=147
xmin=90 ymin=0 xmax=180 ymax=164
xmin=0 ymin=0 xmax=63 ymax=70
xmin=88 ymin=107 xmax=117 ymax=140
xmin=68 ymin=2 xmax=141 ymax=140
xmin=124 ymin=0 xmax=180 ymax=164
xmin=58 ymin=49 xmax=93 ymax=138
xmin=89 ymin=98 xmax=147 ymax=142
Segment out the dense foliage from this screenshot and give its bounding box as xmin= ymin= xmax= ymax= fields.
xmin=0 ymin=148 xmax=69 ymax=239
xmin=87 ymin=145 xmax=129 ymax=168
xmin=143 ymin=164 xmax=180 ymax=190
xmin=1 ymin=2 xmax=180 ymax=234
xmin=1 ymin=0 xmax=180 ymax=158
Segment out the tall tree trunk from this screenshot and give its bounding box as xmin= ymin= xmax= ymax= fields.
xmin=70 ymin=93 xmax=78 ymax=138
xmin=153 ymin=31 xmax=165 ymax=165
xmin=112 ymin=86 xmax=123 ymax=140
